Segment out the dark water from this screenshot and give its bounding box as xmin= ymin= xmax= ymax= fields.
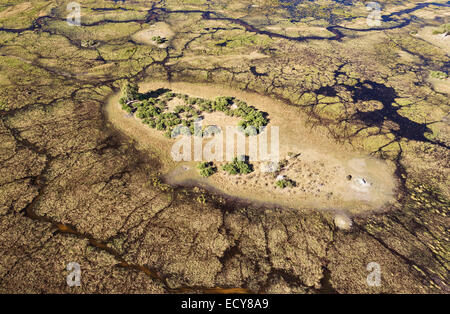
xmin=314 ymin=71 xmax=449 ymax=149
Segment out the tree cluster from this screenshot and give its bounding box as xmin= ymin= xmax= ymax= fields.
xmin=120 ymin=86 xmax=269 ymax=139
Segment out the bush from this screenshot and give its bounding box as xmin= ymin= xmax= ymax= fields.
xmin=174 ymin=105 xmax=186 ymax=114
xmin=121 ymin=103 xmax=133 ymax=114
xmin=275 ymin=179 xmax=296 ymax=189
xmin=187 ymin=97 xmax=198 ymax=105
xmin=213 ymin=96 xmax=234 ymax=111
xmin=152 ymin=36 xmax=166 ymax=44
xmin=430 ymin=71 xmax=448 ymax=80
xmin=199 ymin=100 xmax=213 ymax=113
xmin=136 ymin=103 xmax=161 ymax=119
xmin=164 ymin=130 xmax=172 ymax=138
xmin=231 ymin=102 xmax=268 ymax=132
xmin=197 ymin=162 xmax=217 ymax=177
xmin=222 ymin=157 xmax=253 ymax=175
xmin=156 ymin=121 xmax=166 ymax=131
xmin=121 ymin=81 xmax=139 ymax=103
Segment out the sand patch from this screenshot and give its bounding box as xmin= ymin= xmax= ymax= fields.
xmin=131 ymin=22 xmax=174 ymax=48
xmin=248 ymin=50 xmax=269 ymax=60
xmin=201 ymin=111 xmax=241 ymax=128
xmin=166 ymin=97 xmax=185 ymax=112
xmin=415 ymin=26 xmax=450 ymax=55
xmin=428 ymin=76 xmax=450 ymax=94
xmin=398 ymin=50 xmax=421 ymax=63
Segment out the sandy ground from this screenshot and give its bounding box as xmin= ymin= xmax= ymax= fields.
xmin=166 ymin=97 xmax=184 ymax=111
xmin=131 ymin=22 xmax=175 ymax=48
xmin=105 ymin=81 xmax=398 ymax=215
xmin=427 ymin=76 xmax=450 ymax=94
xmin=415 ymin=26 xmax=450 ymax=56
xmin=201 ymin=111 xmax=241 ymax=128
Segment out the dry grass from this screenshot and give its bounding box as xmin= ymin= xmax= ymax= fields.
xmin=0 ymin=2 xmax=32 ymax=19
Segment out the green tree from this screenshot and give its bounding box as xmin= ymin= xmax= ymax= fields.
xmin=121 ymin=81 xmax=140 ymax=103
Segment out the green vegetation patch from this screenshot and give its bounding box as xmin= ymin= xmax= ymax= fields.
xmin=430 ymin=71 xmax=448 ymax=80
xmin=222 ymin=157 xmax=253 ymax=175
xmin=0 ymin=1 xmax=54 ymax=29
xmin=197 ymin=162 xmax=217 ymax=177
xmin=432 ymin=23 xmax=450 ymax=35
xmin=152 ymin=36 xmax=167 ymax=44
xmin=275 ymin=178 xmax=296 ymax=189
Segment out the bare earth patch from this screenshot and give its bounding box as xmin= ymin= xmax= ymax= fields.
xmin=131 ymin=22 xmax=175 ymax=48
xmin=415 ymin=26 xmax=450 ymax=55
xmin=427 ymin=76 xmax=450 ymax=94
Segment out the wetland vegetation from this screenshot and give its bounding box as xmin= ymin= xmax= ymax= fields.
xmin=0 ymin=0 xmax=448 ymax=295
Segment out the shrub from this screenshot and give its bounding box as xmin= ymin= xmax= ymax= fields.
xmin=213 ymin=96 xmax=234 ymax=111
xmin=187 ymin=97 xmax=198 ymax=105
xmin=152 ymin=36 xmax=166 ymax=44
xmin=200 ymin=167 xmax=216 ymax=177
xmin=156 ymin=121 xmax=166 ymax=131
xmin=121 ymin=81 xmax=139 ymax=103
xmin=275 ymin=179 xmax=296 ymax=189
xmin=136 ymin=103 xmax=161 ymax=119
xmin=174 ymin=105 xmax=186 ymax=114
xmin=199 ymin=100 xmax=213 ymax=112
xmin=164 ymin=130 xmax=172 ymax=138
xmin=198 ymin=162 xmax=210 ymax=170
xmin=222 ymin=157 xmax=253 ymax=175
xmin=121 ymin=103 xmax=134 ymax=113
xmin=430 ymin=71 xmax=448 ymax=80
xmin=197 ymin=162 xmax=217 ymax=177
